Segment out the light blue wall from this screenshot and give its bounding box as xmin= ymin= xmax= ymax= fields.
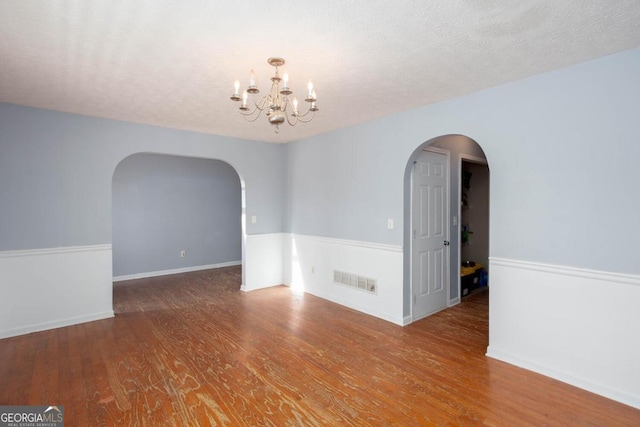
xmin=0 ymin=104 xmax=286 ymax=251
xmin=285 ymin=124 xmax=407 ymax=242
xmin=112 ymin=153 xmax=241 ymax=276
xmin=287 ymin=47 xmax=640 ymax=277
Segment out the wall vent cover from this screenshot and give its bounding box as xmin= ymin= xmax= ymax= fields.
xmin=333 ymin=270 xmax=377 ymax=294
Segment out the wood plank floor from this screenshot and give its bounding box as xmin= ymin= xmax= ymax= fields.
xmin=1 ymin=266 xmax=638 ymax=426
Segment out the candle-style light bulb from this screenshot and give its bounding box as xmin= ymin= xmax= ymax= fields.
xmin=233 ymin=80 xmax=240 ymax=95
xmin=250 ymin=70 xmax=256 ymax=87
xmin=307 ymin=81 xmax=313 ymax=96
xmin=311 ymin=90 xmax=317 ymax=101
xmin=242 ymin=90 xmax=248 ymax=106
xmin=293 ymin=97 xmax=298 ymax=113
xmin=283 ymin=73 xmax=289 ymax=88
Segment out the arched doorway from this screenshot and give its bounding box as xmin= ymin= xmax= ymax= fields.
xmin=403 ymin=135 xmax=489 ymax=322
xmin=111 ymin=153 xmax=246 ymax=288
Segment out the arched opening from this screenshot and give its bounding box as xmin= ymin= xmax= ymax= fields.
xmin=403 ymin=135 xmax=489 ymax=323
xmin=111 ymin=153 xmax=246 ymax=299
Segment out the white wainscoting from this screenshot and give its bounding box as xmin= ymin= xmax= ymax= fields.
xmin=113 ymin=261 xmax=242 ymax=282
xmin=283 ymin=234 xmax=404 ymax=325
xmin=243 ymin=233 xmax=285 ymax=292
xmin=0 ymin=245 xmax=114 ymax=339
xmin=487 ymin=257 xmax=640 ymax=409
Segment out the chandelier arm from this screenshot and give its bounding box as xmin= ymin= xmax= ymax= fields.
xmin=296 ymin=108 xmax=313 ymax=118
xmin=239 ymin=110 xmax=264 ymax=122
xmin=297 ymin=103 xmax=315 ymax=123
xmin=254 ymin=95 xmax=269 ymax=111
xmin=281 ymin=97 xmax=299 ymax=127
xmin=293 ymin=110 xmax=315 ymax=123
xmin=238 ymin=95 xmax=269 ymax=120
xmin=284 ymin=111 xmax=298 ymax=127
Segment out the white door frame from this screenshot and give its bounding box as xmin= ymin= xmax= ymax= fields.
xmin=410 ymin=146 xmax=451 ymax=322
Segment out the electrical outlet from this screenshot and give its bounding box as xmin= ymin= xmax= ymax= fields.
xmin=180 ymin=250 xmax=186 ymax=258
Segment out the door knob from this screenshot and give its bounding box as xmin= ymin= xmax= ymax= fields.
xmin=444 ymin=240 xmax=450 ymax=246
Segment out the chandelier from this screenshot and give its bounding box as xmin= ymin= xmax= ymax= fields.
xmin=230 ymin=57 xmax=318 ymax=133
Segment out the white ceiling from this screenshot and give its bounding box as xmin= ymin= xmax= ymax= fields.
xmin=1 ymin=1 xmax=639 ymax=143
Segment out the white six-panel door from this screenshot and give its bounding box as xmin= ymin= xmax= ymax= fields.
xmin=412 ymin=149 xmax=449 ymax=320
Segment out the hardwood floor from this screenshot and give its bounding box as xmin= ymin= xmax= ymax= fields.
xmin=1 ymin=266 xmax=638 ymax=426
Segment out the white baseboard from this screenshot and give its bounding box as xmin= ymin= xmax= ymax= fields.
xmin=486 ymin=346 xmax=639 ymax=410
xmin=308 ymin=287 xmax=405 ymax=325
xmin=488 ymin=257 xmax=640 ymax=409
xmin=113 ymin=260 xmax=241 ymax=282
xmin=0 ymin=244 xmax=114 ymax=339
xmin=1 ymin=311 xmax=114 ymax=340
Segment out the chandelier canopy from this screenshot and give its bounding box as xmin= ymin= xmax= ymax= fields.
xmin=230 ymin=57 xmax=318 ymax=133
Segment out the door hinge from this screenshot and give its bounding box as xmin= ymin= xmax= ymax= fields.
xmin=413 ymin=295 xmax=416 ymax=304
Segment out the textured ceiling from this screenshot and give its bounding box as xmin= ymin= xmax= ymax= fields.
xmin=1 ymin=1 xmax=639 ymax=143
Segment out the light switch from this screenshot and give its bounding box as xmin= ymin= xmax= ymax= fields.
xmin=251 ymin=215 xmax=257 ymax=224
xmin=387 ymin=218 xmax=394 ymax=230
